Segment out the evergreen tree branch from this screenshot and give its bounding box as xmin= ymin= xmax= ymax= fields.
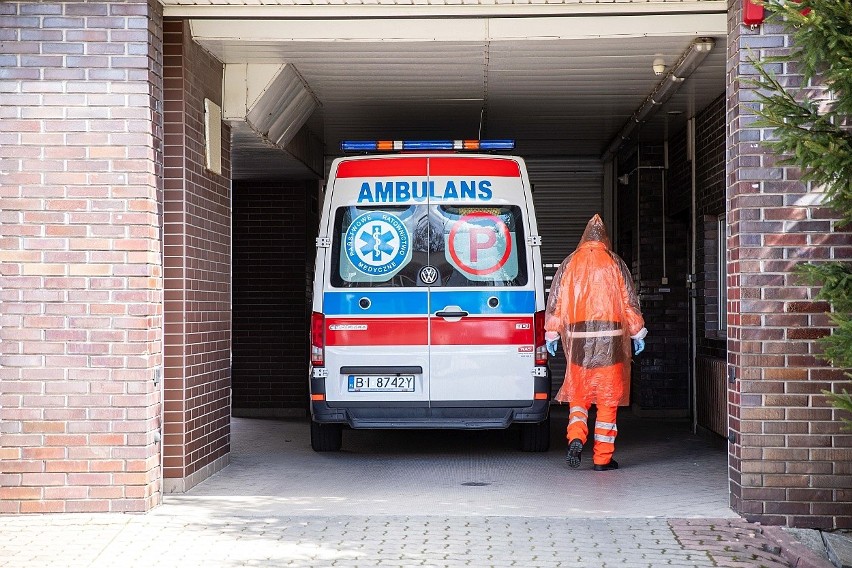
xmin=751 ymin=0 xmax=852 ymax=428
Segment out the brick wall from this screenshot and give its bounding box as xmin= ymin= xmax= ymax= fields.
xmin=667 ymin=129 xmax=691 ymax=221
xmin=695 ymin=96 xmax=728 ymax=358
xmin=232 ymin=180 xmax=319 ymax=415
xmin=615 ymin=147 xmax=691 ymax=412
xmin=639 ymin=160 xmax=690 ymax=413
xmin=161 ymin=20 xmax=231 ymax=492
xmin=664 ymin=94 xmax=727 ymax=360
xmin=664 ymin=95 xmax=729 ymax=436
xmin=0 ymin=0 xmax=164 ymax=512
xmin=727 ymin=0 xmax=852 ymax=528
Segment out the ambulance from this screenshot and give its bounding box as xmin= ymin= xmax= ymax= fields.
xmin=309 ymin=140 xmax=551 ymax=452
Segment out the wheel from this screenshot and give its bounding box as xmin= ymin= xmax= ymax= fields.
xmin=310 ymin=420 xmax=342 ymax=452
xmin=519 ymin=415 xmax=550 ymax=452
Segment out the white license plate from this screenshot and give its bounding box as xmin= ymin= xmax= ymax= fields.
xmin=348 ymin=375 xmax=415 ymax=392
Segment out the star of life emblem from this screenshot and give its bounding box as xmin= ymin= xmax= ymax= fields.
xmin=345 ymin=211 xmax=411 ymax=278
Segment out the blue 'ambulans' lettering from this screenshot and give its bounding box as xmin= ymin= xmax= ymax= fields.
xmin=357 ymin=180 xmax=492 ymax=203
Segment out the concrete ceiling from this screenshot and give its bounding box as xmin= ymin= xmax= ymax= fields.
xmin=184 ymin=5 xmax=728 ymax=179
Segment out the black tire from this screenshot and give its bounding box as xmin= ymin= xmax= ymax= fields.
xmin=519 ymin=415 xmax=551 ymax=452
xmin=310 ymin=420 xmax=342 ymax=452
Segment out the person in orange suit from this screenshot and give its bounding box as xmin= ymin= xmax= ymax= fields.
xmin=544 ymin=214 xmax=646 ymax=471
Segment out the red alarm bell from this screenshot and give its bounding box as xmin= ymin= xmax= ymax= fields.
xmin=743 ymin=0 xmax=765 ymax=27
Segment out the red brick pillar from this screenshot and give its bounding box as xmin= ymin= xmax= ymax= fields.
xmin=727 ymin=0 xmax=852 ymax=528
xmin=0 ymin=0 xmax=164 ymax=512
xmin=161 ymin=20 xmax=231 ymax=492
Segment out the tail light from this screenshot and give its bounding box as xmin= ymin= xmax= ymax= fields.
xmin=311 ymin=311 xmax=325 ymax=366
xmin=534 ymin=310 xmax=547 ymax=365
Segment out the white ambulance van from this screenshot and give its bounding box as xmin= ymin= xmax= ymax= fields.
xmin=309 ymin=140 xmax=550 ymax=452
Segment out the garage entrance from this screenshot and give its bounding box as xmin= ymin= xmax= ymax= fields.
xmin=4 ymin=0 xmax=848 ymax=525
xmin=160 ymin=1 xmax=729 ymax=484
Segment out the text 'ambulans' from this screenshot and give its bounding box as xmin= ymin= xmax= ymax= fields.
xmin=357 ymin=180 xmax=493 ymax=203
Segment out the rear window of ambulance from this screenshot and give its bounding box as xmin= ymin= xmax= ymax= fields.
xmin=330 ymin=205 xmax=527 ymax=288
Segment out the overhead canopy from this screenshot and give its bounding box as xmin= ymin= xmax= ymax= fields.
xmin=177 ymin=2 xmax=727 ymax=178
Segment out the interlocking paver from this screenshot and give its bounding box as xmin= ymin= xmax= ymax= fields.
xmin=2 ymin=513 xmax=819 ymax=568
xmin=0 ymin=414 xmax=836 ymax=568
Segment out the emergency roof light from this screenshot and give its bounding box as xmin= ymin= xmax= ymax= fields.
xmin=340 ymin=139 xmax=515 ymax=152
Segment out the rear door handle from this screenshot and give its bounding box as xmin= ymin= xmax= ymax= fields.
xmin=435 ymin=310 xmax=469 ymax=318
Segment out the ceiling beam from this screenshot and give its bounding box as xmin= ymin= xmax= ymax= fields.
xmin=190 ymin=13 xmax=727 ymax=47
xmin=167 ymin=1 xmax=726 ymax=20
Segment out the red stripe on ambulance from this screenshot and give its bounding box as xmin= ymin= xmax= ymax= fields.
xmin=327 ymin=316 xmax=533 ymax=346
xmin=431 ymin=316 xmax=533 ymax=345
xmin=336 ymin=158 xmax=428 ymax=178
xmin=335 ymin=157 xmax=520 ymax=178
xmin=326 ymin=317 xmax=427 ymax=346
xmin=429 ymin=157 xmax=520 ymax=177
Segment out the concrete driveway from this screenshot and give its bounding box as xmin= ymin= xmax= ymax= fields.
xmin=167 ymin=406 xmax=735 ymax=519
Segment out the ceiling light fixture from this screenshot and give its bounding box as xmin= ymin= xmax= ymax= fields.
xmin=601 ymin=37 xmax=716 ymax=162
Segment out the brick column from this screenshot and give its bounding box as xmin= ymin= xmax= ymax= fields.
xmin=0 ymin=0 xmax=164 ymax=512
xmin=727 ymin=0 xmax=852 ymax=528
xmin=161 ymin=20 xmax=231 ymax=492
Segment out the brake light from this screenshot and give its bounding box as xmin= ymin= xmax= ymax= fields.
xmin=534 ymin=310 xmax=547 ymax=365
xmin=311 ymin=311 xmax=325 ymax=366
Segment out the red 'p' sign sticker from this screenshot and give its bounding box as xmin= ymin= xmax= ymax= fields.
xmin=447 ymin=212 xmax=512 ymax=276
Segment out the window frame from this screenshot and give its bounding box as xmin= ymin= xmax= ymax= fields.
xmin=716 ymin=213 xmax=727 ymax=336
xmin=329 ymin=204 xmax=529 ymax=289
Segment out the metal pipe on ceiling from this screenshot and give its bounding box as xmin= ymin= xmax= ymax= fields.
xmin=600 ymin=37 xmax=715 ymax=162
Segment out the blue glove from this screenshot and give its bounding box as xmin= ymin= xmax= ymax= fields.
xmin=546 ymin=338 xmax=559 ymax=356
xmin=633 ymin=338 xmax=645 ymax=355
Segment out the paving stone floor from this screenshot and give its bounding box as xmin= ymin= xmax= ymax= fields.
xmin=0 ymin=409 xmax=835 ymax=568
xmin=0 ymin=514 xmax=821 ymax=567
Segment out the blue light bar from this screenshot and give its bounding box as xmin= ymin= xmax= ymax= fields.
xmin=340 ymin=139 xmax=515 ymax=153
xmin=403 ymin=140 xmax=454 ymax=150
xmin=341 ymin=141 xmax=381 ymax=152
xmin=479 ymin=140 xmax=515 ymax=150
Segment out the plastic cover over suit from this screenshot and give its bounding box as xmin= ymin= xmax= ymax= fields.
xmin=544 ymin=215 xmax=646 ymax=407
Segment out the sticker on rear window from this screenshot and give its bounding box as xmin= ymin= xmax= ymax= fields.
xmin=344 ymin=211 xmax=411 ymax=278
xmin=445 ymin=212 xmax=517 ymax=280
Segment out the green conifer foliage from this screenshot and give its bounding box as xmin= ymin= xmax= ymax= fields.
xmin=750 ymin=0 xmax=852 ymax=428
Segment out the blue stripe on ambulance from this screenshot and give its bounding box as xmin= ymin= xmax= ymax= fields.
xmin=323 ymin=291 xmax=428 ymax=316
xmin=430 ymin=290 xmax=535 ymax=314
xmin=323 ymin=290 xmax=534 ymax=316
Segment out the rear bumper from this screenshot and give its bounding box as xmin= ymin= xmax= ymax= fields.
xmin=310 ymin=372 xmax=551 ymax=429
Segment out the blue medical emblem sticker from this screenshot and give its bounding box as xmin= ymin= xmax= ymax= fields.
xmin=345 ymin=211 xmax=411 ymax=277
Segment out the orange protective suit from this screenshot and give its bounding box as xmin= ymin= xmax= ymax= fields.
xmin=544 ymin=215 xmax=646 ymax=466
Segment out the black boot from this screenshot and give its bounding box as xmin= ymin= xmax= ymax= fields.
xmin=593 ymin=459 xmax=619 ymax=471
xmin=566 ymin=439 xmax=583 ymax=468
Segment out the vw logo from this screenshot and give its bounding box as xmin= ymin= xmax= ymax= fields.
xmin=419 ymin=265 xmax=439 ymax=285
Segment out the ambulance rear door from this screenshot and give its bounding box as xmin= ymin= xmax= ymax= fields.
xmin=426 ymin=156 xmax=538 ymax=405
xmin=322 ymin=157 xmax=431 ymax=407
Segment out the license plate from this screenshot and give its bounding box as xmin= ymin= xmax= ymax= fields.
xmin=348 ymin=375 xmax=415 ymax=392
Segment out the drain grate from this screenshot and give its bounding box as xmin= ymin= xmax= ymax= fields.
xmin=461 ymin=482 xmax=491 ymax=487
